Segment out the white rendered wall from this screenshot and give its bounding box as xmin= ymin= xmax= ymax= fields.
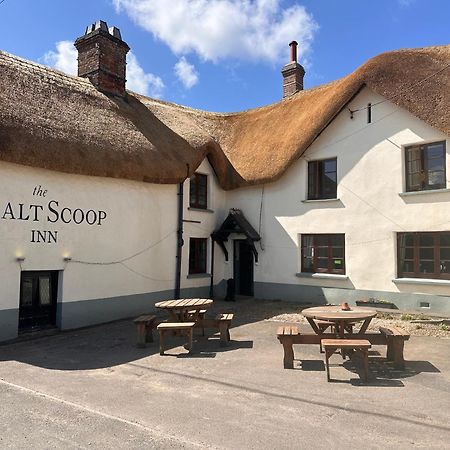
xmin=224 ymin=87 xmax=450 ymax=298
xmin=0 ymin=161 xmax=179 ymax=312
xmin=181 ymin=158 xmax=227 ymax=291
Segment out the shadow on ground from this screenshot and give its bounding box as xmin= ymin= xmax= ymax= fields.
xmin=0 ymin=297 xmax=442 ymax=384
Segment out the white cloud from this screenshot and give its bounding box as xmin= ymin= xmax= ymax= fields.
xmin=398 ymin=0 xmax=415 ymax=6
xmin=113 ymin=0 xmax=318 ymax=64
xmin=43 ymin=41 xmax=77 ymax=75
xmin=174 ymin=57 xmax=199 ymax=88
xmin=42 ymin=41 xmax=164 ymax=98
xmin=126 ymin=52 xmax=165 ymax=97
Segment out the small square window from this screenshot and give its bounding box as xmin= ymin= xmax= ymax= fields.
xmin=307 ymin=158 xmax=337 ymax=200
xmin=189 ymin=173 xmax=208 ymax=209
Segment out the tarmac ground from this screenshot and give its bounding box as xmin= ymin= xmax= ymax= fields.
xmin=0 ymin=298 xmax=449 ymax=449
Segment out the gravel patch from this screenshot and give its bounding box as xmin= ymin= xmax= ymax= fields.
xmin=267 ymin=309 xmax=450 ymax=338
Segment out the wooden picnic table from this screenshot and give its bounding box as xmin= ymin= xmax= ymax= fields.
xmin=302 ymin=305 xmax=377 ymax=338
xmin=155 ymin=298 xmax=213 ymax=322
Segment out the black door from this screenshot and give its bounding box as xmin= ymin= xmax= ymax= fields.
xmin=19 ymin=271 xmax=58 ymax=331
xmin=234 ymin=240 xmax=254 ymax=296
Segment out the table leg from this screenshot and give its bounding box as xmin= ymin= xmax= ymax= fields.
xmin=306 ymin=317 xmax=321 ymax=334
xmin=358 ymin=318 xmax=372 ymax=335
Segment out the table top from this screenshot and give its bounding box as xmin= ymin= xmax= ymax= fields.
xmin=302 ymin=305 xmax=377 ymax=321
xmin=155 ymin=298 xmax=213 ymax=310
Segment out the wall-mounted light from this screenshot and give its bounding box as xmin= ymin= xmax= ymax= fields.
xmin=63 ymin=256 xmax=72 ymax=262
xmin=16 ymin=256 xmax=25 ymax=262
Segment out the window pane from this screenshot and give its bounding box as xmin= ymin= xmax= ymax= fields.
xmin=426 ymin=143 xmax=444 ymax=159
xmin=315 ymin=235 xmax=328 ymax=246
xmin=332 ymin=247 xmax=344 ymax=258
xmin=39 ymin=277 xmax=51 ymax=306
xmin=21 ymin=279 xmax=33 ymax=306
xmin=404 ymin=247 xmax=414 ymax=259
xmin=317 ymin=247 xmax=328 ymax=257
xmin=440 ymin=261 xmax=450 ymax=273
xmin=440 ymin=234 xmax=450 ymax=247
xmin=331 ymin=235 xmax=344 ymax=246
xmin=402 ymin=260 xmax=414 ymax=273
xmin=427 ymin=158 xmax=444 ymax=171
xmin=441 ymin=248 xmax=450 ymax=260
xmin=404 ymin=234 xmax=414 ymax=246
xmin=302 ymin=256 xmax=313 ymax=271
xmin=316 ymin=258 xmax=329 ymax=269
xmin=419 ymin=260 xmax=434 ymax=274
xmin=427 ymin=171 xmax=445 ymax=187
xmin=419 ymin=248 xmax=434 ymax=260
xmin=323 ymin=159 xmax=336 ymax=173
xmin=419 ymin=234 xmax=434 ymax=247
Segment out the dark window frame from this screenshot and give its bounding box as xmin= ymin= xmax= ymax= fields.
xmin=189 ymin=238 xmax=208 ymax=274
xmin=301 ymin=233 xmax=345 ymax=275
xmin=189 ymin=173 xmax=208 ymax=209
xmin=307 ymin=158 xmax=337 ymax=200
xmin=397 ymin=231 xmax=450 ymax=280
xmin=405 ymin=141 xmax=446 ymax=192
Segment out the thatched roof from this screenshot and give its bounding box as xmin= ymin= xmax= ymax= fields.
xmin=1 ymin=45 xmax=449 ymax=190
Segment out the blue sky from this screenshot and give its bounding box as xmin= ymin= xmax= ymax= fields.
xmin=0 ymin=0 xmax=448 ymax=112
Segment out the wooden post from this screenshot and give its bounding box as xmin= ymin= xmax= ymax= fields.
xmin=219 ymin=321 xmax=229 ymax=347
xmin=136 ymin=324 xmax=147 ymax=348
xmin=282 ymin=337 xmax=295 ymax=369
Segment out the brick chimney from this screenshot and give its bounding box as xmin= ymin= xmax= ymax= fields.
xmin=281 ymin=41 xmax=305 ymax=98
xmin=75 ymin=20 xmax=130 ymax=97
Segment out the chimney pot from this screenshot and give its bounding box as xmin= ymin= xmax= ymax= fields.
xmin=109 ymin=26 xmax=122 ymax=40
xmin=75 ymin=21 xmax=130 ymax=97
xmin=289 ymin=40 xmax=298 ymax=63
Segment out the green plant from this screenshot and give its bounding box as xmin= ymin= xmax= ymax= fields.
xmin=440 ymin=324 xmax=450 ymax=331
xmin=401 ymin=314 xmax=415 ymax=321
xmin=415 ymin=325 xmax=422 ymax=330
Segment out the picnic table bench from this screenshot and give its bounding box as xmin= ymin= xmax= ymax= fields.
xmin=322 ymin=339 xmax=371 ymax=382
xmin=277 ymin=325 xmax=409 ymax=370
xmin=157 ymin=322 xmax=195 ymax=355
xmin=133 ymin=309 xmax=234 ymax=348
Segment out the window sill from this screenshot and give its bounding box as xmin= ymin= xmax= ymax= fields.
xmin=187 ymin=273 xmax=212 ymax=279
xmin=296 ymin=272 xmax=348 ymax=280
xmin=399 ymin=188 xmax=450 ymax=197
xmin=301 ymin=198 xmax=340 ymax=203
xmin=393 ymin=278 xmax=450 ymax=286
xmin=188 ymin=207 xmax=214 ymax=213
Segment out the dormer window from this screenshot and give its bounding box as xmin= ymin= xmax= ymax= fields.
xmin=189 ymin=173 xmax=208 ymax=209
xmin=405 ymin=141 xmax=446 ymax=192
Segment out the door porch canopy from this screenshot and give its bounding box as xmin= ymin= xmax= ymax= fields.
xmin=211 ymin=208 xmax=261 ymax=262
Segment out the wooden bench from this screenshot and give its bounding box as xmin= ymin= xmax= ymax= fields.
xmin=216 ymin=313 xmax=234 ymax=346
xmin=133 ymin=314 xmax=157 ymax=347
xmin=322 ymin=339 xmax=371 ymax=382
xmin=277 ymin=325 xmax=300 ymax=369
xmin=156 ymin=322 xmax=196 ymax=355
xmin=187 ymin=309 xmax=207 ymax=335
xmin=379 ymin=326 xmax=410 ymax=369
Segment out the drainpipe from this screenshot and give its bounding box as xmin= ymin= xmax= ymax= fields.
xmin=174 ymin=181 xmax=184 ymax=299
xmin=209 ymin=236 xmax=215 ymax=298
